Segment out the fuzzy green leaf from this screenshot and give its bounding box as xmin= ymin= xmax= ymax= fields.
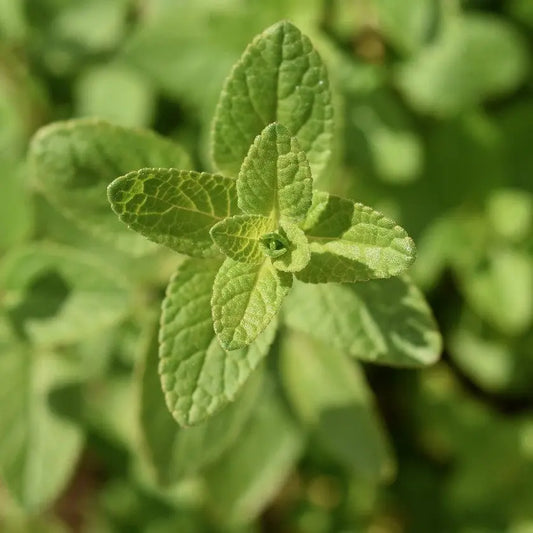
xmin=296 ymin=190 xmax=416 ymax=283
xmin=271 ymin=218 xmax=310 ymax=273
xmin=212 ymin=21 xmax=333 ymax=182
xmin=211 ymin=258 xmax=292 ymax=350
xmin=280 ymin=331 xmax=393 ymax=480
xmin=159 ymin=258 xmax=276 ymax=426
xmin=0 ymin=244 xmax=131 ymax=346
xmin=203 ymin=381 xmax=303 ymax=526
xmin=237 ymin=123 xmax=313 ymax=221
xmin=210 ymin=214 xmax=275 ymax=264
xmin=139 ymin=319 xmax=262 ymax=484
xmin=0 ymin=344 xmax=83 ymax=511
xmin=284 ymin=276 xmax=442 ymax=367
xmin=29 ymin=119 xmax=191 ymax=256
xmin=108 ymin=168 xmax=239 ymax=258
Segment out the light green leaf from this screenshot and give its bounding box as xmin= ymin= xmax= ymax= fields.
xmin=29 ymin=119 xmax=191 ymax=256
xmin=203 ymin=381 xmax=303 ymax=526
xmin=237 ymin=123 xmax=313 ymax=221
xmin=0 ymin=244 xmax=131 ymax=346
xmin=283 ymin=276 xmax=441 ymax=367
xmin=280 ymin=331 xmax=393 ymax=481
xmin=297 ymin=190 xmax=416 ymax=283
xmin=75 ymin=63 xmax=155 ymax=127
xmin=211 ymin=258 xmax=292 ymax=350
xmin=139 ymin=320 xmax=262 ymax=485
xmin=396 ymin=15 xmax=529 ymax=116
xmin=210 ymin=214 xmax=275 ymax=264
xmin=0 ymin=345 xmax=84 ymax=511
xmin=458 ymin=248 xmax=533 ymax=336
xmin=108 ymin=168 xmax=239 ymax=258
xmin=271 ymin=218 xmax=310 ymax=273
xmin=159 ymin=258 xmax=276 ymax=426
xmin=212 ymin=21 xmax=333 ymax=182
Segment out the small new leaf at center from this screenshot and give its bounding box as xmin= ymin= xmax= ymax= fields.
xmin=259 ymin=232 xmax=289 ymax=258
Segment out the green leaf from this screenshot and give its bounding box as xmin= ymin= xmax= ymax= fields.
xmin=280 ymin=331 xmax=393 ymax=481
xmin=297 ymin=190 xmax=416 ymax=283
xmin=212 ymin=21 xmax=333 ymax=182
xmin=283 ymin=276 xmax=441 ymax=367
xmin=237 ymin=123 xmax=313 ymax=221
xmin=0 ymin=244 xmax=131 ymax=346
xmin=108 ymin=168 xmax=239 ymax=258
xmin=211 ymin=258 xmax=292 ymax=350
xmin=203 ymin=380 xmax=303 ymax=526
xmin=159 ymin=258 xmax=276 ymax=426
xmin=396 ymin=15 xmax=529 ymax=116
xmin=209 ymin=214 xmax=275 ymax=264
xmin=29 ymin=119 xmax=191 ymax=256
xmin=139 ymin=319 xmax=263 ymax=484
xmin=0 ymin=345 xmax=83 ymax=511
xmin=271 ymin=218 xmax=310 ymax=273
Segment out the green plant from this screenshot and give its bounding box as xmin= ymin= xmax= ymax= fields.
xmin=103 ymin=21 xmax=437 ymax=427
xmin=4 ymin=16 xmax=444 ymax=530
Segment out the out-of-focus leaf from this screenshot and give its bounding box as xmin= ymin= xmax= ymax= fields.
xmin=458 ymin=248 xmax=533 ymax=336
xmin=0 ymin=244 xmax=131 ymax=346
xmin=0 ymin=345 xmax=84 ymax=511
xmin=283 ymin=276 xmax=441 ymax=367
xmin=396 ymin=15 xmax=529 ymax=116
xmin=139 ymin=321 xmax=263 ymax=485
xmin=29 ymin=119 xmax=191 ymax=255
xmin=203 ymin=381 xmax=303 ymax=526
xmin=280 ymin=330 xmax=394 ymax=480
xmin=75 ymin=64 xmax=155 ymax=127
xmin=487 ymin=188 xmax=533 ymax=243
xmin=374 ymin=0 xmax=439 ymax=54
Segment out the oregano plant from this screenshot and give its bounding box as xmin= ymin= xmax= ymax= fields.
xmin=103 ymin=21 xmax=431 ymax=427
xmin=25 ymin=20 xmax=441 ymax=516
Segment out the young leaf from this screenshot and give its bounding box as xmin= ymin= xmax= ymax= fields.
xmin=237 ymin=123 xmax=313 ymax=221
xmin=210 ymin=214 xmax=275 ymax=264
xmin=139 ymin=320 xmax=263 ymax=485
xmin=271 ymin=218 xmax=310 ymax=273
xmin=283 ymin=276 xmax=442 ymax=367
xmin=0 ymin=345 xmax=83 ymax=511
xmin=29 ymin=119 xmax=191 ymax=255
xmin=108 ymin=168 xmax=239 ymax=258
xmin=297 ymin=190 xmax=415 ymax=283
xmin=159 ymin=258 xmax=276 ymax=426
xmin=203 ymin=380 xmax=303 ymax=526
xmin=212 ymin=21 xmax=333 ymax=182
xmin=280 ymin=331 xmax=394 ymax=481
xmin=211 ymin=258 xmax=292 ymax=350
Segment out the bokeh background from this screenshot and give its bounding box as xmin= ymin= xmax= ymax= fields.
xmin=1 ymin=0 xmax=532 ymax=532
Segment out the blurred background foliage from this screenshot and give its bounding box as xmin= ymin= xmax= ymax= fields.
xmin=0 ymin=0 xmax=532 ymax=532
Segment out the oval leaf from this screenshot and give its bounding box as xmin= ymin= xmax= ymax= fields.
xmin=159 ymin=258 xmax=276 ymax=426
xmin=237 ymin=123 xmax=313 ymax=221
xmin=108 ymin=168 xmax=239 ymax=258
xmin=212 ymin=21 xmax=334 ymax=182
xmin=29 ymin=119 xmax=191 ymax=255
xmin=283 ymin=276 xmax=442 ymax=367
xmin=297 ymin=190 xmax=416 ymax=283
xmin=211 ymin=258 xmax=292 ymax=350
